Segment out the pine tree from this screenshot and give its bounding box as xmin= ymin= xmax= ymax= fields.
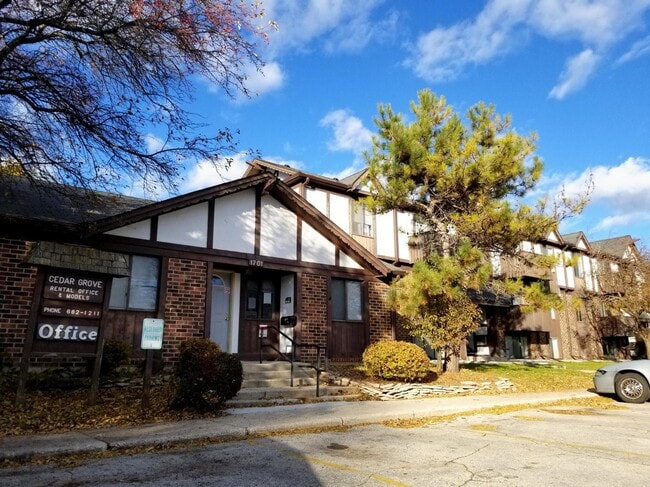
xmin=364 ymin=89 xmax=571 ymax=372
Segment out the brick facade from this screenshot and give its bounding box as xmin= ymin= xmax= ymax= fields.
xmin=0 ymin=239 xmax=37 ymax=366
xmin=298 ymin=272 xmax=328 ymax=362
xmin=368 ymin=280 xmax=394 ymax=343
xmin=162 ymin=258 xmax=208 ymax=362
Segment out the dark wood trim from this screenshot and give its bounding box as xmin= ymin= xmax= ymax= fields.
xmin=296 ymin=217 xmax=302 ymax=262
xmin=207 ymin=199 xmax=215 ymax=249
xmin=95 ymin=236 xmax=377 ymax=281
xmin=87 ymin=173 xmax=273 ymax=235
xmin=157 ymin=256 xmax=169 ymax=320
xmin=150 ymin=216 xmax=158 ymax=242
xmin=269 ymin=182 xmax=392 ymax=278
xmin=254 ymin=186 xmax=262 ymax=256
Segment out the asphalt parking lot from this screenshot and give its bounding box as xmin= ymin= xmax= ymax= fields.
xmin=2 ymin=402 xmax=649 ymax=486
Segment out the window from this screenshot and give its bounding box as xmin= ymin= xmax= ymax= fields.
xmin=599 ymin=302 xmax=609 ymax=318
xmin=245 ymin=278 xmax=275 ymax=319
xmin=331 ymin=278 xmax=362 ymax=321
xmin=351 ymin=203 xmax=373 ymax=237
xmin=467 ymin=325 xmax=488 ymax=355
xmin=109 ymin=255 xmax=160 ymax=311
xmin=576 ymin=309 xmax=583 ymax=322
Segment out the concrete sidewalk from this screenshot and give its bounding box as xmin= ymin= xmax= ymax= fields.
xmin=0 ymin=389 xmax=595 ymax=462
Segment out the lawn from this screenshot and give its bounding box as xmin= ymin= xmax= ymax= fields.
xmin=435 ymin=361 xmax=610 ymax=393
xmin=1 ymin=360 xmax=612 ymax=437
xmin=330 ymin=360 xmax=611 ymax=393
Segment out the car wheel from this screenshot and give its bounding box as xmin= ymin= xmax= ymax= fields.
xmin=615 ymin=372 xmax=650 ymax=403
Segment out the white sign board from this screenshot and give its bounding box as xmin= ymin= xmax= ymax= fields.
xmin=141 ymin=318 xmax=164 ymax=350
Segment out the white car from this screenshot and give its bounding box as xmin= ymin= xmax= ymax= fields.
xmin=593 ymin=360 xmax=650 ymax=403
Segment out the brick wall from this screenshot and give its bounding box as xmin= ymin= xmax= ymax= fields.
xmin=368 ymin=280 xmax=394 ymax=343
xmin=298 ymin=272 xmax=328 ymax=362
xmin=0 ymin=238 xmax=37 ymax=366
xmin=163 ymin=258 xmax=208 ymax=362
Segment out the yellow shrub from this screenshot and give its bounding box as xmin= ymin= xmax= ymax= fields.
xmin=362 ymin=340 xmax=431 ymax=382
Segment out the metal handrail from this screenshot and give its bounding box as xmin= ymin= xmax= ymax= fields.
xmin=258 ymin=324 xmax=327 ymax=397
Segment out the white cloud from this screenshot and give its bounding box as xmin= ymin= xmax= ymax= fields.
xmin=531 ymin=0 xmax=650 ymax=47
xmin=587 ymin=157 xmax=650 ymax=204
xmin=263 ymin=0 xmax=390 ymax=55
xmin=405 ymin=0 xmax=528 ymax=82
xmin=241 ymin=62 xmax=285 ymax=98
xmin=552 ymin=157 xmax=650 ymax=235
xmin=319 ymin=109 xmax=373 ymax=155
xmin=144 ymin=134 xmax=165 ymax=153
xmin=179 ymin=154 xmax=251 ymax=193
xmin=322 ymin=163 xmax=366 ymax=181
xmin=617 ymin=35 xmax=650 ymax=64
xmin=405 ymin=0 xmax=650 ymax=95
xmin=592 ymin=213 xmax=642 ymax=231
xmin=548 ymin=49 xmax=601 ymax=100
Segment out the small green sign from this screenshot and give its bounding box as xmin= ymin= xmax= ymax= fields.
xmin=141 ymin=318 xmax=164 ymax=350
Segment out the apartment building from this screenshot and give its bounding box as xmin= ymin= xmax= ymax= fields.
xmin=1 ymin=159 xmax=642 ymax=369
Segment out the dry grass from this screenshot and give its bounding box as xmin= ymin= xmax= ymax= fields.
xmin=1 ymin=360 xmax=611 ymax=438
xmin=330 ymin=360 xmax=608 ymax=393
xmin=0 ymin=378 xmax=221 ymax=438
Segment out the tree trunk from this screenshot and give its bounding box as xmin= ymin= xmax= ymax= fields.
xmin=447 ymin=347 xmax=460 ymax=373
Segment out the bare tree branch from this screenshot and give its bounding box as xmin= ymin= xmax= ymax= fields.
xmin=0 ymin=0 xmax=272 ymax=192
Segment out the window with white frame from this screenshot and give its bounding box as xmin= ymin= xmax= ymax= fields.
xmin=109 ymin=255 xmax=160 ymax=311
xmin=331 ymin=278 xmax=363 ymax=321
xmin=351 ymin=203 xmax=373 ymax=237
xmin=574 ymin=256 xmax=584 ymax=278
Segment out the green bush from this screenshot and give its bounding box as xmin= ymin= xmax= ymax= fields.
xmin=171 ymin=338 xmax=243 ymax=411
xmin=98 ymin=339 xmax=131 ymax=378
xmin=362 ymin=340 xmax=431 ymax=382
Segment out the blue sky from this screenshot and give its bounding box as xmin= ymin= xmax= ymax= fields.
xmin=145 ymin=0 xmax=650 ymax=248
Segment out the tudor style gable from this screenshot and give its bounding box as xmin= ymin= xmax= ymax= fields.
xmin=90 ymin=174 xmax=391 ymax=279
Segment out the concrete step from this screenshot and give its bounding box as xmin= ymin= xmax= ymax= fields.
xmin=233 ymin=385 xmax=357 ymax=401
xmin=231 ymin=360 xmax=355 ymax=408
xmin=226 ymin=385 xmax=361 ymax=409
xmin=241 ymin=361 xmax=323 ymax=389
xmin=242 ymin=377 xmax=318 ymax=388
xmin=241 ymin=361 xmax=314 ymax=373
xmin=225 ymin=394 xmax=362 ymax=409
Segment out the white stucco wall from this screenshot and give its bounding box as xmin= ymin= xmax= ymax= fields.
xmin=375 ymin=211 xmax=395 ymax=258
xmin=157 ymin=202 xmax=208 ymax=247
xmin=213 ymin=189 xmax=256 ymax=253
xmin=340 ymin=252 xmax=363 ymax=269
xmin=260 ymin=195 xmax=298 ymax=260
xmin=105 ymin=219 xmax=151 ymax=240
xmin=301 ymin=222 xmax=336 ymax=265
xmin=396 ymin=211 xmax=413 ymax=262
xmin=306 ymin=188 xmax=328 ymax=215
xmin=329 ymin=194 xmax=350 ymax=232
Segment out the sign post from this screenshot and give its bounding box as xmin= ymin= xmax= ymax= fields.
xmin=141 ymin=318 xmax=164 ymax=410
xmin=16 ymin=270 xmax=109 ymax=405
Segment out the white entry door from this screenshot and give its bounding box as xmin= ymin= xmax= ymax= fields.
xmin=210 ymin=273 xmax=232 ymax=352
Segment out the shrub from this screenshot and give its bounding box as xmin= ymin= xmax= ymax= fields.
xmin=98 ymin=339 xmax=131 ymax=378
xmin=0 ymin=340 xmax=10 ymax=370
xmin=171 ymin=338 xmax=243 ymax=411
xmin=362 ymin=340 xmax=431 ymax=382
